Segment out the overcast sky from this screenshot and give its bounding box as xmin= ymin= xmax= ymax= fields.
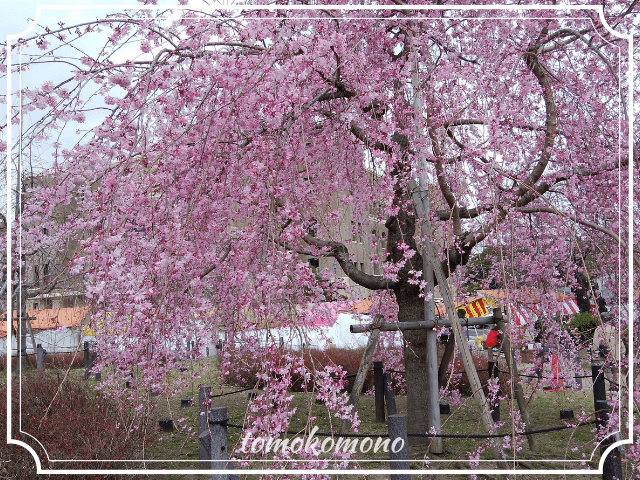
xmin=2 ymin=0 xmax=153 ymax=219
xmin=1 ymin=0 xmax=141 ymax=39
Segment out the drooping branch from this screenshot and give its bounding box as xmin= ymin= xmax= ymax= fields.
xmin=428 ymin=119 xmax=462 ymax=235
xmin=349 ymin=122 xmax=393 ymax=155
xmin=514 ymin=207 xmax=622 ymax=244
xmin=517 ymin=43 xmax=558 ymax=198
xmin=302 ymin=233 xmax=397 ymax=290
xmin=433 ymin=205 xmax=492 ymax=220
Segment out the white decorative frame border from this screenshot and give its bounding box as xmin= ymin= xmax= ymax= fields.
xmin=4 ymin=3 xmax=634 ymax=476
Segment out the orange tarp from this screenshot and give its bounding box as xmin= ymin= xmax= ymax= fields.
xmin=0 ymin=307 xmax=90 ymax=338
xmin=343 ymin=297 xmax=378 ymax=314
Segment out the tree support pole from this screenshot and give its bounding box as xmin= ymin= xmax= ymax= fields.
xmin=410 ymin=180 xmax=510 ymax=474
xmin=341 ymin=314 xmax=383 ymax=433
xmin=437 ymin=312 xmax=460 ymax=388
xmin=493 ymin=308 xmax=536 ymax=451
xmin=18 ymin=317 xmax=33 ymax=370
xmin=412 ymin=185 xmax=442 ymax=454
xmin=350 ymin=315 xmax=496 ymax=333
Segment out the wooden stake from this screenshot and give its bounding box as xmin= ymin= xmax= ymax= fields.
xmin=437 ymin=311 xmax=460 ymax=388
xmin=340 ymin=314 xmax=383 ymax=433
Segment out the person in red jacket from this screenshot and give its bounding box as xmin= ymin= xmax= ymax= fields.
xmin=484 ymin=325 xmax=503 ymax=349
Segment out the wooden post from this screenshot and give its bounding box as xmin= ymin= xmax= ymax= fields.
xmin=374 ymin=361 xmax=385 ymax=423
xmin=388 ymin=414 xmax=410 ymax=480
xmin=91 ymin=351 xmax=98 ymax=378
xmin=340 ymin=314 xmax=383 ymax=433
xmin=198 ymin=386 xmax=212 ymax=467
xmin=591 ymin=361 xmax=623 ymax=480
xmin=36 ymin=344 xmax=45 ymax=374
xmin=198 ymin=407 xmax=238 ymax=480
xmin=25 ymin=316 xmax=38 ymax=362
xmin=198 ymin=387 xmax=212 ymax=434
xmin=438 ymin=311 xmax=460 ymax=388
xmin=84 ymin=342 xmax=92 ymax=380
xmin=494 ymin=308 xmax=536 ymax=451
xmin=384 ymin=372 xmax=397 ymax=416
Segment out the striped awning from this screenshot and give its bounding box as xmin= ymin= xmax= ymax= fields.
xmin=561 ymin=299 xmax=580 ymax=315
xmin=459 ymin=298 xmax=490 ymax=318
xmin=508 ymin=304 xmax=535 ymax=326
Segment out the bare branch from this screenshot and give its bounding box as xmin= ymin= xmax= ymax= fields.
xmin=303 ymin=234 xmax=397 ymax=290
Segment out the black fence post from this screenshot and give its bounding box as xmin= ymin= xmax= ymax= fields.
xmin=374 ymin=361 xmax=385 ymax=423
xmin=592 ymin=361 xmax=607 ymax=406
xmin=592 ymin=361 xmax=623 ymax=480
xmin=384 ymin=372 xmax=397 ymax=416
xmin=388 ymin=414 xmax=410 ymax=480
xmin=488 ymin=359 xmax=500 ymax=422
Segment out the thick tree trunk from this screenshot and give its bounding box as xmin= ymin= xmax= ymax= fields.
xmin=383 ymin=166 xmax=435 ymax=443
xmin=399 ymin=295 xmax=429 ymax=444
xmin=387 ymin=203 xmax=430 ymax=444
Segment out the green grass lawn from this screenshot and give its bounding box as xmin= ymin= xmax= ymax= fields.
xmin=6 ymin=358 xmax=616 ymax=479
xmin=136 ymin=357 xmax=608 ymax=479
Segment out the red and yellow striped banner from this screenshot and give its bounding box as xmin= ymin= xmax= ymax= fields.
xmin=460 ymin=298 xmax=489 ymax=318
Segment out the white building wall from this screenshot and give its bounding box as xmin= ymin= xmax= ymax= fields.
xmin=0 ymin=327 xmax=94 ymax=356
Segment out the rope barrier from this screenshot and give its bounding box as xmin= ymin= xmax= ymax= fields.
xmin=496 ymin=369 xmax=592 ymax=380
xmin=604 ymin=377 xmax=620 ymax=387
xmin=209 ymin=386 xmax=256 ymax=398
xmin=330 ymin=369 xmax=373 ymax=380
xmin=216 ymin=369 xmax=375 ymax=399
xmin=392 ymin=368 xmax=594 ymax=380
xmin=390 ymin=368 xmax=492 ymax=375
xmin=408 ymin=419 xmax=598 ymax=439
